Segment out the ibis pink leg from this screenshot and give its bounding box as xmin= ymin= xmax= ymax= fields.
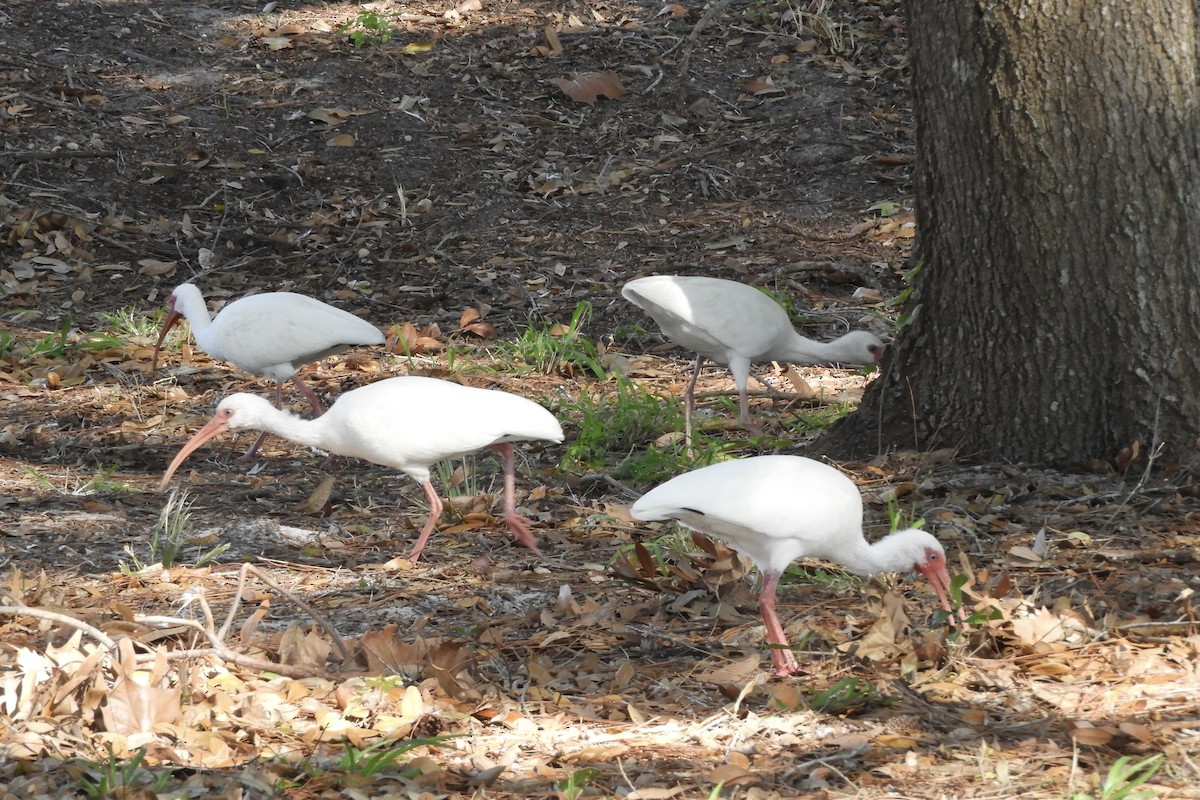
xmin=290 ymin=375 xmax=326 ymax=415
xmin=736 ymin=392 xmax=764 ymax=436
xmin=759 ymin=570 xmax=801 ymax=677
xmin=682 ymin=355 xmax=703 ymax=450
xmin=490 ymin=442 xmax=543 ymax=556
xmin=406 ymin=480 xmax=446 ymax=563
xmin=728 ymin=358 xmax=764 ymax=436
xmin=240 ymin=383 xmax=287 ymax=460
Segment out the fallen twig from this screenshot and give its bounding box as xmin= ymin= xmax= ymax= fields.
xmin=669 ymin=0 xmax=738 ymax=74
xmin=0 ymin=149 xmax=117 ymax=164
xmin=220 ymin=563 xmax=352 ymax=664
xmin=0 ymin=604 xmax=118 ymax=650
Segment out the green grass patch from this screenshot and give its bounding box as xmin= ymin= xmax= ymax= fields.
xmin=559 ymin=378 xmax=733 ymax=485
xmin=496 ymin=301 xmax=606 ymax=379
xmin=121 ymin=489 xmax=230 ymax=573
xmin=98 ymin=305 xmax=161 ymax=341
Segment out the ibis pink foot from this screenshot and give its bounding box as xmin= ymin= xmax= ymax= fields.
xmin=492 ymin=442 xmax=544 ymax=556
xmin=759 ymin=571 xmax=801 ymax=677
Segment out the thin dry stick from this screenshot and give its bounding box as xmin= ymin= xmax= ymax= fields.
xmin=670 ymin=0 xmax=739 ymax=73
xmin=0 ymin=605 xmax=330 ymax=678
xmin=6 ymin=564 xmax=350 ymax=674
xmin=0 ymin=605 xmax=118 ymax=650
xmin=219 ymin=563 xmax=351 ymax=664
xmin=136 ymin=615 xmax=229 ymax=651
xmin=692 ymin=388 xmax=830 ymax=404
xmin=578 ymin=472 xmax=640 ymax=500
xmin=0 ymin=149 xmax=117 ymax=164
xmin=132 ymin=647 xmax=324 ymax=679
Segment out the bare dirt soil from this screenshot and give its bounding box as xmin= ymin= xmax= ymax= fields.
xmin=2 ymin=1 xmax=1198 ymax=798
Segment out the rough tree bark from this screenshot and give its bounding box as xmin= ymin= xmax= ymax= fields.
xmin=822 ymin=0 xmax=1200 ymax=467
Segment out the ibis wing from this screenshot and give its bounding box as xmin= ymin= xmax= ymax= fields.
xmin=629 ymin=455 xmax=865 ymax=567
xmin=623 ymin=276 xmax=794 ymax=363
xmin=317 ymin=377 xmax=562 ymax=477
xmin=207 ymin=293 xmax=383 ymax=376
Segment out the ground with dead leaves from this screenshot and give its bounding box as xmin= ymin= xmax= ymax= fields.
xmin=2 ymin=0 xmax=1198 ymax=797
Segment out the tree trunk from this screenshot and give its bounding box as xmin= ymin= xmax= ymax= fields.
xmin=822 ymin=0 xmax=1200 ymax=467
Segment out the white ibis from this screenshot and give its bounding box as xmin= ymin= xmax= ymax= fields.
xmin=159 ymin=376 xmax=564 ymax=562
xmin=152 ymin=283 xmax=385 ymax=458
xmin=629 ymin=455 xmax=954 ymax=677
xmin=622 ymin=275 xmax=884 ymax=444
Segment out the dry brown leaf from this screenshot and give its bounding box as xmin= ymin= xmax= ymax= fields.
xmin=428 ymin=640 xmax=474 ymax=700
xmin=101 ymin=679 xmax=181 ymax=735
xmin=768 ymin=682 xmax=802 ymax=711
xmin=308 ymin=107 xmax=374 ymax=126
xmin=959 ymin=707 xmax=987 ymax=726
xmin=696 ymin=653 xmax=762 ymax=686
xmin=706 ymin=763 xmax=759 ymax=786
xmin=309 ymin=107 xmax=351 ymax=125
xmin=744 ymin=76 xmax=785 ymax=95
xmin=627 ymin=787 xmax=689 ymax=800
xmin=460 ymin=306 xmax=498 ymax=338
xmin=1069 ymin=721 xmax=1115 ymax=746
xmin=842 ymin=589 xmax=910 ymax=661
xmin=278 ymin=624 xmax=332 ymax=671
xmin=532 ymin=25 xmax=563 ymax=57
xmin=138 ymin=258 xmax=177 ymax=276
xmin=876 ymin=734 xmax=920 ymax=749
xmin=784 ymin=365 xmax=817 ymax=398
xmin=561 ymin=744 xmax=631 ymax=763
xmin=388 ymin=320 xmax=444 ymax=355
xmin=526 ymin=656 xmax=555 ymax=685
xmin=1118 ymin=721 xmax=1154 ymax=743
xmin=100 ymin=644 xmax=181 ymax=736
xmin=360 ymin=625 xmax=432 ymax=676
xmin=295 ymin=475 xmax=335 ymax=515
xmin=239 ymin=601 xmax=271 ymax=643
xmin=549 ymin=71 xmax=625 ymax=105
xmin=1009 ymin=608 xmax=1064 ymax=646
xmin=852 ymin=287 xmax=885 ymax=304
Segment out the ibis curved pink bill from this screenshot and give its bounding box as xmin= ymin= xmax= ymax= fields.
xmin=629 ymin=455 xmax=955 ymax=677
xmin=160 ymin=376 xmax=565 ymax=562
xmin=152 ymin=283 xmax=385 ymax=457
xmin=622 ymin=275 xmax=884 ymax=444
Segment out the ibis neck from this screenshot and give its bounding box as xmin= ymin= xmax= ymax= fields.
xmin=837 ymin=529 xmax=923 ymax=576
xmin=251 ymin=406 xmax=331 ymax=450
xmin=175 ymin=290 xmax=214 ymax=335
xmin=775 ymin=330 xmax=850 ymax=365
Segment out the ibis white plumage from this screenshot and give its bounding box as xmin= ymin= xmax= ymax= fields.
xmin=159 ymin=376 xmax=565 ymax=562
xmin=622 ymin=275 xmax=884 ymax=444
xmin=629 ymin=455 xmax=954 ymax=677
xmin=152 ymin=283 xmax=385 ymax=457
